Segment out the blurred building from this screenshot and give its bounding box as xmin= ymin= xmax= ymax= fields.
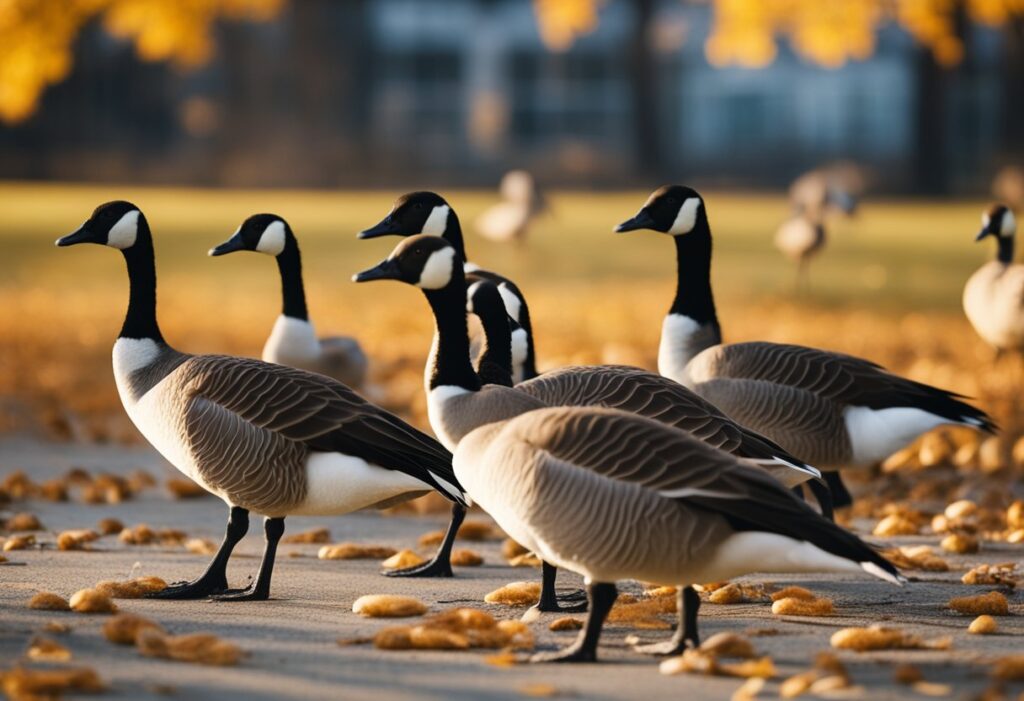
xmin=0 ymin=0 xmax=1017 ymax=192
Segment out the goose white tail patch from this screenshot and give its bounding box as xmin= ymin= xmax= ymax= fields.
xmin=256 ymin=220 xmax=286 ymax=256
xmin=843 ymin=406 xmax=949 ymax=465
xmin=861 ymin=561 xmax=905 ymax=586
xmin=707 ymin=532 xmax=863 ymax=580
xmin=293 ymin=452 xmax=427 ymax=516
xmin=107 ymin=210 xmax=140 ymax=249
xmin=422 ymin=205 xmax=451 ymax=235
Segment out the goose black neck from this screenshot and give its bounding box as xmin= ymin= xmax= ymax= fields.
xmin=119 ymin=218 xmax=164 ymax=343
xmin=443 ymin=210 xmax=468 ymax=263
xmin=276 ymin=235 xmax=309 ymax=320
xmin=670 ymin=221 xmax=719 ymax=329
xmin=473 ymin=291 xmax=515 ymax=388
xmin=424 ymin=279 xmax=481 ymax=392
xmin=996 ymin=235 xmax=1015 ymax=264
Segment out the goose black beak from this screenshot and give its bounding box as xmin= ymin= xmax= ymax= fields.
xmin=614 ymin=210 xmax=656 ymax=233
xmin=209 ymin=232 xmax=246 ymax=257
xmin=55 ymin=224 xmax=95 ymax=247
xmin=353 ymin=258 xmax=401 ymax=283
xmin=975 ymin=227 xmax=994 ymax=242
xmin=358 ymin=216 xmax=402 ymax=239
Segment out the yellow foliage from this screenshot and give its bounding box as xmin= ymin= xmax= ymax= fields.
xmin=532 ymin=0 xmax=601 ymax=52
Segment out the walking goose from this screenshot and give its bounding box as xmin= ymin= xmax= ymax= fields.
xmin=210 ymin=213 xmax=368 ymax=388
xmin=355 ymin=235 xmax=831 ymax=618
xmin=359 ymin=191 xmax=539 ymax=383
xmin=615 ymin=186 xmax=996 ymax=508
xmin=963 ymin=203 xmax=1024 ymax=357
xmin=458 ymin=406 xmax=902 ymax=663
xmin=56 ymin=201 xmax=467 ymax=601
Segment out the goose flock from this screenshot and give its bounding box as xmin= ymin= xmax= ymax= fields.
xmin=56 ymin=186 xmax=1002 ymax=664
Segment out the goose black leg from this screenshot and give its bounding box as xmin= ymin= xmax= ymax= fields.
xmin=211 ymin=516 xmax=285 ymax=601
xmin=807 ymin=479 xmax=835 ymax=521
xmin=633 ymin=585 xmax=700 ymax=655
xmin=533 ymin=561 xmax=588 ymax=614
xmin=531 ymin=582 xmax=617 ymax=663
xmin=384 ymin=503 xmax=465 ymax=578
xmin=148 ymin=506 xmax=249 ymax=600
xmin=824 ymin=471 xmax=853 ymax=510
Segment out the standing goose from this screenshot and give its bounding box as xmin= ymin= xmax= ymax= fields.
xmin=359 ymin=191 xmax=539 ymax=382
xmin=209 ymin=213 xmax=368 ymax=388
xmin=56 ymin=201 xmax=467 ymax=600
xmin=963 ymin=203 xmax=1024 ymax=357
xmin=774 ymin=210 xmax=825 ymax=292
xmin=355 ymin=236 xmax=830 ymax=618
xmin=457 ymin=406 xmax=902 ymax=663
xmin=474 ymin=169 xmax=548 ymax=245
xmin=615 ymin=186 xmax=996 ymax=508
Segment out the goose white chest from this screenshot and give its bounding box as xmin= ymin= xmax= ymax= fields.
xmin=658 ymin=313 xmax=701 ymax=387
xmin=263 ymin=314 xmax=321 ymax=364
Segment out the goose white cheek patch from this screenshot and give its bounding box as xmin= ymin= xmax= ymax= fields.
xmin=418 ymin=248 xmax=456 ymax=289
xmin=107 ymin=210 xmax=140 ymax=249
xmin=256 ymin=220 xmax=287 ymax=255
xmin=421 ymin=205 xmax=450 ymax=235
xmin=667 ymin=197 xmax=702 ymax=235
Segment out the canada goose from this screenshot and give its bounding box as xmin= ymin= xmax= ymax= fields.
xmin=615 ymin=186 xmax=996 ymax=508
xmin=964 ymin=203 xmax=1024 ymax=357
xmin=789 ymin=164 xmax=862 ymax=219
xmin=774 ymin=211 xmax=825 ymax=291
xmin=355 ymin=235 xmax=831 ymax=616
xmin=475 ymin=170 xmax=548 ymax=245
xmin=458 ymin=406 xmax=902 ymax=663
xmin=359 ymin=191 xmax=539 ymax=382
xmin=56 ymin=201 xmax=467 ymax=600
xmin=209 ymin=213 xmax=368 ymax=388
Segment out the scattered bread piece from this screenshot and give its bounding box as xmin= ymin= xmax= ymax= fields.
xmin=280 ymin=527 xmax=330 ymax=544
xmin=484 ymin=581 xmax=541 ymax=606
xmin=508 ymin=553 xmax=542 ymax=568
xmin=912 ymin=681 xmax=952 ymax=696
xmin=451 ymin=549 xmax=483 ymax=566
xmin=659 ymin=649 xmax=776 ymax=678
xmin=28 ymin=592 xmax=70 ymax=611
xmin=948 ymin=591 xmax=1008 ymax=616
xmin=69 ymin=588 xmax=117 ymax=614
xmin=6 ymin=512 xmax=43 ymax=531
xmin=94 ymin=576 xmax=167 ymax=598
xmin=165 ymin=478 xmax=207 ymax=499
xmin=893 ymin=664 xmax=923 ymax=684
xmin=700 ymin=633 xmax=755 ymax=658
xmin=381 ymin=549 xmax=425 ymax=570
xmin=408 ymin=625 xmax=469 ymax=649
xmin=418 ymin=530 xmax=444 ymax=547
xmin=945 ymin=500 xmax=977 ymax=520
xmin=519 ymin=683 xmax=561 ymax=698
xmin=57 ymin=529 xmax=99 ymax=551
xmin=731 ymin=677 xmax=765 ymax=701
xmin=502 ymin=538 xmax=529 ymax=560
xmin=373 ymin=626 xmax=414 ymax=650
xmin=185 ymin=537 xmax=217 ymax=555
xmin=103 ymin=613 xmax=164 ymax=645
xmin=830 ymin=625 xmax=949 ymax=651
xmin=549 ymin=617 xmax=583 ymax=632
xmin=352 ymin=594 xmax=427 ymax=618
xmin=940 ymin=533 xmax=978 ymax=554
xmin=779 ymin=671 xmax=817 ymax=698
xmin=1008 ymin=500 xmax=1024 ymax=530
xmin=457 ymin=519 xmax=497 ymax=541
xmin=1 ymin=666 xmax=104 ymax=697
xmin=771 ymin=597 xmax=834 ymax=617
xmin=483 ymin=651 xmax=519 ymax=667
xmin=118 ymin=524 xmax=156 ymax=545
xmin=318 ymin=543 xmax=397 ymax=560
xmin=881 ymin=545 xmax=949 ymax=572
xmin=136 ymin=629 xmax=244 ymax=666
xmin=96 ymin=518 xmax=124 ymax=536
xmin=808 ymin=675 xmax=851 ymax=694
xmin=969 ymin=615 xmax=998 ymax=635
xmin=707 ymin=583 xmax=769 ymax=605
xmin=4 ymin=534 xmax=35 ymax=551
xmin=27 ymin=636 xmax=72 ymax=661
xmin=770 ymin=586 xmax=814 ymax=602
xmin=40 ymin=479 xmax=68 ymax=502
xmin=962 ymin=563 xmax=1017 ymax=587
xmin=873 ymin=514 xmax=919 ymax=536
xmin=991 ymin=655 xmax=1024 ymax=681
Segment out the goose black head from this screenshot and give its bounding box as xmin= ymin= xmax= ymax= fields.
xmin=359 ymin=191 xmax=452 ymax=239
xmin=615 ymin=185 xmax=705 ymax=236
xmin=210 ymin=214 xmax=290 ymax=257
xmin=56 ymin=201 xmax=145 ymax=250
xmin=353 ymin=234 xmax=459 ymax=290
xmin=976 ymin=203 xmax=1016 ymax=242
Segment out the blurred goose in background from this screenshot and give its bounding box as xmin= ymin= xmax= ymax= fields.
xmin=210 ymin=214 xmax=368 ymax=389
xmin=360 ymin=191 xmax=539 ymax=382
xmin=964 ymin=203 xmax=1024 ymax=358
xmin=56 ymin=201 xmax=467 ymax=600
xmin=789 ymin=163 xmax=863 ymax=219
xmin=774 ymin=210 xmax=826 ymax=291
xmin=463 ymin=405 xmax=902 ymax=663
xmin=992 ymin=166 xmax=1024 ymax=212
xmin=356 ymin=235 xmax=831 ymax=616
xmin=616 ymin=186 xmax=996 ymax=509
xmin=475 ymin=169 xmax=548 ymax=245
